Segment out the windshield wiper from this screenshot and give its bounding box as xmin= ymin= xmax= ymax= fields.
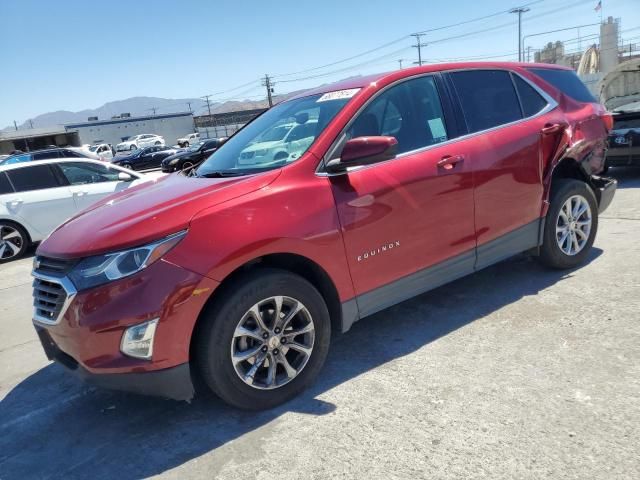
xmin=196 ymin=170 xmax=247 ymax=178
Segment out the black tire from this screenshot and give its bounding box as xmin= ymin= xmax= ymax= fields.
xmin=539 ymin=179 xmax=598 ymax=269
xmin=129 ymin=145 xmax=136 ymax=151
xmin=184 ymin=142 xmax=189 ymax=147
xmin=0 ymin=221 xmax=29 ymax=263
xmin=154 ymin=141 xmax=161 ymax=146
xmin=122 ymin=162 xmax=134 ymax=171
xmin=196 ymin=269 xmax=331 ymax=410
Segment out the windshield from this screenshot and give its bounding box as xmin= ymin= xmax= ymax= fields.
xmin=196 ymin=91 xmax=356 ymax=176
xmin=88 ymin=145 xmax=99 ymax=152
xmin=188 ymin=141 xmax=204 ymax=151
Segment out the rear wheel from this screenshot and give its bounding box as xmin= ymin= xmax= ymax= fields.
xmin=196 ymin=269 xmax=331 ymax=410
xmin=539 ymin=179 xmax=598 ymax=269
xmin=184 ymin=141 xmax=189 ymax=147
xmin=0 ymin=222 xmax=29 ymax=263
xmin=122 ymin=162 xmax=134 ymax=171
xmin=129 ymin=145 xmax=136 ymax=151
xmin=154 ymin=141 xmax=161 ymax=145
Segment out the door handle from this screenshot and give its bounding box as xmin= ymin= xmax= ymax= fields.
xmin=437 ymin=155 xmax=464 ymax=170
xmin=73 ymin=191 xmax=88 ymax=196
xmin=541 ymin=123 xmax=567 ymax=135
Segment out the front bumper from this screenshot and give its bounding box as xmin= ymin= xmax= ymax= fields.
xmin=36 ymin=326 xmax=194 ymax=400
xmin=32 ymin=258 xmax=219 ymax=398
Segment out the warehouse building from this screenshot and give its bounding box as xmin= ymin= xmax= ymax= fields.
xmin=0 ymin=126 xmax=81 ymax=154
xmin=64 ymin=111 xmax=195 ymax=147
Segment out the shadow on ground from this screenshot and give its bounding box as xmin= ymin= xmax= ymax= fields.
xmin=608 ymin=166 xmax=640 ymax=189
xmin=0 ymin=249 xmax=602 ymax=479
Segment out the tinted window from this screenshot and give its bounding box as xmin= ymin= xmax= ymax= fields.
xmin=529 ymin=68 xmax=596 ymax=103
xmin=33 ymin=150 xmax=60 ymax=160
xmin=60 ymin=149 xmax=87 ymax=158
xmin=450 ymin=70 xmax=522 ymax=133
xmin=513 ymin=74 xmax=548 ymax=117
xmin=0 ymin=172 xmax=13 ymax=194
xmin=59 ymin=162 xmax=123 ymax=185
xmin=347 ymin=76 xmax=448 ymax=155
xmin=7 ymin=165 xmax=60 ymax=192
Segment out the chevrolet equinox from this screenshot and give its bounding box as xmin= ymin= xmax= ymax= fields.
xmin=32 ymin=63 xmax=617 ymax=409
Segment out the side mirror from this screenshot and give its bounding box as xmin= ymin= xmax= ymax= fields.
xmin=325 ymin=136 xmax=398 ymax=174
xmin=118 ymin=171 xmax=134 ymax=182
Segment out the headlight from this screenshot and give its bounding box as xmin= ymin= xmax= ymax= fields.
xmin=68 ymin=231 xmax=186 ymax=290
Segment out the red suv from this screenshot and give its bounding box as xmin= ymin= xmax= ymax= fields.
xmin=32 ymin=63 xmax=616 ymax=409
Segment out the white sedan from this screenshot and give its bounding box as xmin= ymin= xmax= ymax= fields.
xmin=0 ymin=158 xmax=158 ymax=262
xmin=116 ymin=134 xmax=165 ymax=152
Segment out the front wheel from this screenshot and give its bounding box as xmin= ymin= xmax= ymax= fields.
xmin=0 ymin=222 xmax=29 ymax=263
xmin=539 ymin=179 xmax=598 ymax=269
xmin=196 ymin=269 xmax=331 ymax=410
xmin=129 ymin=145 xmax=136 ymax=151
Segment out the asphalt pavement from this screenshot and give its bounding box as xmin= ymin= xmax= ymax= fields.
xmin=1 ymin=169 xmax=639 ymax=479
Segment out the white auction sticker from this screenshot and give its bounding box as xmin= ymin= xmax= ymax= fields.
xmin=317 ymin=88 xmax=360 ymax=102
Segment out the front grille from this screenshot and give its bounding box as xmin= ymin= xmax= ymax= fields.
xmin=34 ymin=256 xmax=76 ymax=277
xmin=33 ymin=278 xmax=68 ymax=323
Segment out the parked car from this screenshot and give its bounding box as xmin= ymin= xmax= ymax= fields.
xmin=0 ymin=147 xmax=99 ymax=166
xmin=87 ymin=143 xmax=116 ymax=160
xmin=161 ymin=138 xmax=225 ymax=172
xmin=31 ymin=63 xmax=615 ymax=409
xmin=116 ymin=134 xmax=165 ymax=152
xmin=239 ymin=120 xmax=317 ymax=164
xmin=0 ymin=159 xmax=152 ymax=262
xmin=177 ymin=132 xmax=200 ymax=148
xmin=112 ymin=145 xmax=181 ymax=171
xmin=605 ymin=103 xmax=640 ymax=170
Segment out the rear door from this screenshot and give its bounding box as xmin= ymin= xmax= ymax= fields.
xmin=328 ymin=74 xmax=476 ymax=316
xmin=56 ymin=161 xmax=135 ymax=211
xmin=3 ymin=164 xmax=76 ymax=237
xmin=446 ymin=69 xmax=562 ymax=268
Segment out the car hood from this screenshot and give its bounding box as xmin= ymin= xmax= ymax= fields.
xmin=38 ymin=169 xmax=281 ymax=259
xmin=163 ymin=150 xmax=196 ymax=163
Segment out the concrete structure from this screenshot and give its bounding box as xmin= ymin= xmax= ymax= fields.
xmin=64 ymin=112 xmax=195 ymax=147
xmin=0 ymin=126 xmax=80 ymax=154
xmin=599 ymin=58 xmax=640 ymax=110
xmin=600 ymin=17 xmax=620 ymax=75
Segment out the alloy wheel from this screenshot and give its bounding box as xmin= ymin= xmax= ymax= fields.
xmin=0 ymin=225 xmax=24 ymax=261
xmin=230 ymin=296 xmax=315 ymax=390
xmin=556 ymin=194 xmax=592 ymax=256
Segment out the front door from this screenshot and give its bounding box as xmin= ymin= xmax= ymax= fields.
xmin=328 ymin=75 xmax=476 ymax=316
xmin=56 ymin=162 xmax=133 ymax=211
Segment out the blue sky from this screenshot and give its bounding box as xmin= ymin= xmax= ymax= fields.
xmin=0 ymin=0 xmax=638 ymax=127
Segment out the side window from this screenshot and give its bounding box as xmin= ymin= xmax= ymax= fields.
xmin=58 ymin=162 xmax=123 ymax=185
xmin=33 ymin=151 xmax=60 ymax=160
xmin=0 ymin=172 xmax=13 ymax=194
xmin=347 ymin=76 xmax=448 ymax=155
xmin=513 ymin=74 xmax=548 ymax=117
xmin=7 ymin=165 xmax=60 ymax=192
xmin=528 ymin=68 xmax=595 ymax=103
xmin=60 ymin=150 xmax=83 ymax=158
xmin=4 ymin=154 xmax=31 ymax=165
xmin=450 ymin=70 xmax=522 ymax=133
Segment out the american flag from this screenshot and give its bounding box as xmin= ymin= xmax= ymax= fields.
xmin=595 ymin=1 xmax=602 ymax=12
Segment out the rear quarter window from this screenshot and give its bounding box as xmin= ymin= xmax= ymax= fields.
xmin=528 ymin=68 xmax=596 ymax=103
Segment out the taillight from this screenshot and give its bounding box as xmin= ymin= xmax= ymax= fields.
xmin=601 ymin=112 xmax=614 ymax=132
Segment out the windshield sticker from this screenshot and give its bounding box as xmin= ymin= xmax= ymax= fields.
xmin=317 ymin=88 xmax=360 ymax=102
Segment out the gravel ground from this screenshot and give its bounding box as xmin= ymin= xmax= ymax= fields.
xmin=1 ymin=169 xmax=639 ymax=480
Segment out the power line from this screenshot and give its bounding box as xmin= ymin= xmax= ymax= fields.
xmin=411 ymin=33 xmax=428 ymax=66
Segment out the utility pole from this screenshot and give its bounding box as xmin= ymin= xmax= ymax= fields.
xmin=201 ymin=95 xmax=214 ymax=116
xmin=147 ymin=107 xmax=157 ymax=116
xmin=262 ymin=74 xmax=275 ymax=107
xmin=510 ymin=7 xmax=530 ymax=62
xmin=186 ymin=101 xmax=192 ymax=113
xmin=526 ymin=46 xmax=532 ymax=62
xmin=28 ymin=119 xmax=34 ymax=129
xmin=13 ymin=120 xmax=18 ymax=131
xmin=411 ymin=33 xmax=428 ymax=66
xmin=397 ymin=59 xmax=405 ymax=69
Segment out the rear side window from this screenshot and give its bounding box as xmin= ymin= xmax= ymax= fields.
xmin=6 ymin=165 xmax=61 ymax=192
xmin=33 ymin=151 xmax=60 ymax=161
xmin=512 ymin=74 xmax=548 ymax=117
xmin=0 ymin=172 xmax=13 ymax=194
xmin=528 ymin=68 xmax=596 ymax=103
xmin=450 ymin=70 xmax=522 ymax=133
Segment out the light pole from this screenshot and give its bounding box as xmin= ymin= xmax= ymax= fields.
xmin=510 ymin=7 xmax=530 ymax=62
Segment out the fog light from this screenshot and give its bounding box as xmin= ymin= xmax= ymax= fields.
xmin=120 ymin=319 xmax=159 ymax=359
